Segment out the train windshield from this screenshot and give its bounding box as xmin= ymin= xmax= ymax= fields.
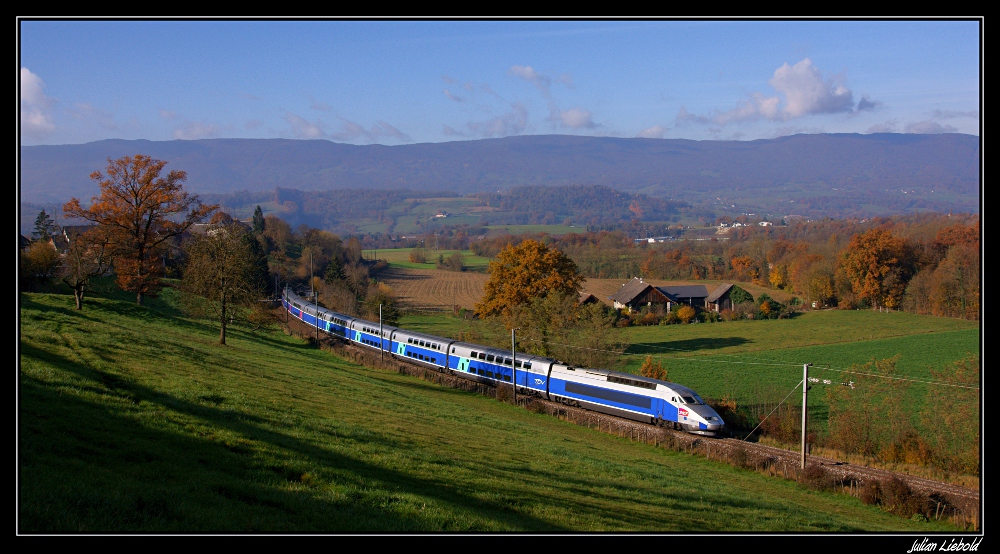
xmin=680 ymin=396 xmax=703 ymax=405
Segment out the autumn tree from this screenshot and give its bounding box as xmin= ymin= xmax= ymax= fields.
xmin=475 ymin=239 xmax=584 ymax=321
xmin=839 ymin=228 xmax=914 ymax=309
xmin=181 ymin=220 xmax=267 ymax=345
xmin=20 ymin=240 xmax=60 ymax=292
xmin=639 ymin=355 xmax=668 ymax=380
xmin=59 ymin=229 xmax=112 ymax=310
xmin=63 ymin=155 xmax=216 ymax=305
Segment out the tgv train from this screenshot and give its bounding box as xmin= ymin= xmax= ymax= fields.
xmin=283 ymin=289 xmax=725 ymax=436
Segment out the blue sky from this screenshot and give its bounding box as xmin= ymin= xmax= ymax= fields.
xmin=18 ymin=19 xmax=981 ymax=146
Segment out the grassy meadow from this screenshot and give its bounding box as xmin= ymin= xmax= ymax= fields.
xmin=399 ymin=306 xmax=980 ymax=443
xmin=18 ymin=290 xmax=967 ymax=533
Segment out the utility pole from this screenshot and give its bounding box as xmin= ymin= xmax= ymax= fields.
xmin=511 ymin=328 xmax=518 ymax=404
xmin=311 ymin=252 xmax=318 ymax=342
xmin=801 ymin=363 xmax=811 ymax=469
xmin=379 ymin=304 xmax=384 ymax=362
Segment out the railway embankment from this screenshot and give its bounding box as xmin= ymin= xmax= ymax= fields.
xmin=280 ymin=313 xmax=980 ymax=530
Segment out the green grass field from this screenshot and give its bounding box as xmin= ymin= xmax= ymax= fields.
xmin=392 ymin=309 xmax=980 ymax=440
xmin=18 ymin=291 xmax=965 ymax=532
xmin=376 ymin=248 xmax=492 ymax=271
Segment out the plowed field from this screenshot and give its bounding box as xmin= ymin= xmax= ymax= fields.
xmin=380 ymin=267 xmax=490 ymax=312
xmin=381 ymin=269 xmax=790 ymax=313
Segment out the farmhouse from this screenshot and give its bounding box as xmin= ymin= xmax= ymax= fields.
xmin=607 ymin=277 xmax=709 ymax=313
xmin=705 ymin=283 xmax=735 ymax=312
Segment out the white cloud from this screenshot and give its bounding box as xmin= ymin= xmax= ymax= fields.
xmin=866 ymin=120 xmax=899 ymax=133
xmin=159 ymin=109 xmax=177 ymax=120
xmin=769 ymin=58 xmax=854 ymax=118
xmin=20 ymin=67 xmax=56 ymax=139
xmin=509 ymin=65 xmax=551 ymax=94
xmin=286 ymin=112 xmax=326 ymax=138
xmin=444 ymin=89 xmax=464 ymax=102
xmin=329 ymin=118 xmax=412 ymax=143
xmin=371 ymin=121 xmax=411 ymax=142
xmin=173 ymin=121 xmax=221 ymax=140
xmin=637 ymin=125 xmax=666 ymax=139
xmin=464 ymin=102 xmax=529 ymax=138
xmin=905 ymin=120 xmax=958 ymax=134
xmin=678 ymin=58 xmax=865 ymax=128
xmin=555 ymin=107 xmax=596 ymax=129
xmin=857 ymin=95 xmax=882 ymax=112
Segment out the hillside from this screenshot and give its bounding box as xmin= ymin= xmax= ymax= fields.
xmin=17 ymin=291 xmax=963 ymax=532
xmin=20 ymin=134 xmax=980 ymax=219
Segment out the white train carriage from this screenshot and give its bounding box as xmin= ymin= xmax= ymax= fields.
xmin=547 ymin=363 xmax=724 ymax=435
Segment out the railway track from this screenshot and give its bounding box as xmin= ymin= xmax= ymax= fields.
xmin=282 ymin=314 xmax=980 ymax=529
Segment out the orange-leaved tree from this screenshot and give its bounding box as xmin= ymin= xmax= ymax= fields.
xmin=838 ymin=228 xmax=913 ymax=309
xmin=64 ymin=155 xmax=216 ymax=305
xmin=475 ymin=239 xmax=583 ymax=322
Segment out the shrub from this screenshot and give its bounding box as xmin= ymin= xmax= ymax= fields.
xmin=639 ymin=311 xmax=660 ymax=326
xmin=495 ymin=383 xmax=513 ymax=403
xmin=798 ymin=464 xmax=836 ymax=491
xmin=719 ymin=308 xmax=739 ymax=321
xmin=408 ymin=248 xmax=428 ymax=264
xmin=858 ymin=480 xmax=881 ymax=505
xmin=880 ymin=476 xmax=930 ymax=518
xmin=676 ymin=305 xmax=696 ymax=323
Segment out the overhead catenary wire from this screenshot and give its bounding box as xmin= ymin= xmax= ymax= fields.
xmin=518 ymin=335 xmax=979 ymax=390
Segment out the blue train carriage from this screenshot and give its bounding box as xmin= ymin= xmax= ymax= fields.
xmin=391 ymin=329 xmax=452 ymax=370
xmin=349 ymin=318 xmax=398 ymax=355
xmin=547 ymin=365 xmax=725 ymax=436
xmin=284 ymin=291 xmax=354 ymax=338
xmin=447 ymin=342 xmax=551 ymax=394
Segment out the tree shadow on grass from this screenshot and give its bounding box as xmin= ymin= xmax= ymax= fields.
xmin=19 ymin=343 xmax=565 ymax=533
xmin=627 ymin=337 xmax=751 ymax=356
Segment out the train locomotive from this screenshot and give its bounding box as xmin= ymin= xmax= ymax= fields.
xmin=283 ymin=289 xmax=725 ymax=436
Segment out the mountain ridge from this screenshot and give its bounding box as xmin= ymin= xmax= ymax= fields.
xmin=20 ymin=134 xmax=980 ymax=217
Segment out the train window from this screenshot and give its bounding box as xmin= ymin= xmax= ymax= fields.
xmin=503 ymin=358 xmax=511 ymax=365
xmin=523 ymin=363 xmax=531 ymax=370
xmin=682 ymin=396 xmax=702 ymax=405
xmin=478 ymin=353 xmax=486 ymax=360
xmin=486 ymin=354 xmax=495 ymax=362
xmin=451 ymin=347 xmax=455 ymax=353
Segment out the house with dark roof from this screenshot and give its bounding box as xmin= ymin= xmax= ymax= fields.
xmin=608 ymin=278 xmax=709 ymax=313
xmin=51 ymin=225 xmax=97 ymax=254
xmin=705 ymin=283 xmax=735 ymax=313
xmin=659 ymin=285 xmax=709 ymax=308
xmin=608 ymin=278 xmax=669 ymax=312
